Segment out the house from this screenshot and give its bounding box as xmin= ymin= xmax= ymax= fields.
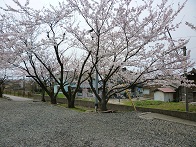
xmin=76 ymin=80 xmax=102 ymax=98
xmin=130 ymin=83 xmax=143 ymax=98
xmin=54 ymin=82 xmax=76 ymax=94
xmin=54 ymin=79 xmax=102 ymax=98
xmin=142 ymin=84 xmax=163 ymax=99
xmin=154 ymin=88 xmax=176 ymax=102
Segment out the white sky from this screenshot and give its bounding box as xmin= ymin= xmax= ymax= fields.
xmin=0 ymin=0 xmax=196 ymax=65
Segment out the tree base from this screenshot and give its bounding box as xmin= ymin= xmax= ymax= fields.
xmin=51 ymin=98 xmax=57 ymax=104
xmin=101 ymin=110 xmax=117 ymax=113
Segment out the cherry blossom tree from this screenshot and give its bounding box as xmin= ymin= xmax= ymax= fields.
xmin=39 ymin=4 xmax=91 ymax=107
xmin=0 ymin=41 xmax=12 ymax=97
xmin=0 ymin=11 xmax=58 ymax=103
xmin=67 ymin=0 xmax=194 ymax=110
xmin=0 ymin=68 xmax=7 ymax=97
xmin=0 ymin=12 xmax=12 ymax=97
xmin=0 ymin=0 xmax=91 ymax=107
xmin=0 ymin=2 xmax=52 ymax=101
xmin=1 ymin=0 xmax=195 ymax=111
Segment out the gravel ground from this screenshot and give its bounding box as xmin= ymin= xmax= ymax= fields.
xmin=0 ymin=98 xmax=195 ymax=147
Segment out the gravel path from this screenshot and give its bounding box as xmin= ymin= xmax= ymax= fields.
xmin=0 ymin=98 xmax=195 ymax=147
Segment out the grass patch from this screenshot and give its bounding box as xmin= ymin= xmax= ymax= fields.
xmin=57 ymin=93 xmax=65 ymax=98
xmin=134 ymin=100 xmax=164 ymax=106
xmin=70 ymin=107 xmax=87 ymax=112
xmin=76 ymin=98 xmax=94 ymax=102
xmin=27 ymin=93 xmax=65 ymax=98
xmin=123 ymin=100 xmax=196 ymax=112
xmin=58 ymin=104 xmax=67 ymax=107
xmin=58 ymin=103 xmax=93 ymax=112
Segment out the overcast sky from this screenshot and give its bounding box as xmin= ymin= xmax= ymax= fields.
xmin=1 ymin=0 xmax=196 ymax=65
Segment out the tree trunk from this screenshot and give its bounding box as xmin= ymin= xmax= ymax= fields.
xmin=0 ymin=86 xmax=3 ymax=98
xmin=100 ymin=99 xmax=107 ymax=111
xmin=51 ymin=97 xmax=57 ymax=104
xmin=49 ymin=87 xmax=56 ymax=104
xmin=41 ymin=89 xmax=46 ymax=102
xmin=67 ymin=97 xmax=75 ymax=108
xmin=66 ymin=86 xmax=75 ymax=108
xmin=100 ymin=89 xmax=108 ymax=111
xmin=50 ymin=92 xmax=57 ymax=104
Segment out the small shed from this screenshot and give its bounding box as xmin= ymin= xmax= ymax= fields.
xmin=154 ymin=88 xmax=176 ymax=102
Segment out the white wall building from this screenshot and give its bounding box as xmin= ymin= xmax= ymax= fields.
xmin=154 ymin=88 xmax=176 ymax=102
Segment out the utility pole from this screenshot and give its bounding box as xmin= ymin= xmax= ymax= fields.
xmin=166 ymin=28 xmax=189 ymax=111
xmin=182 ymin=46 xmax=189 ymax=112
xmin=88 ymin=29 xmax=99 ymax=112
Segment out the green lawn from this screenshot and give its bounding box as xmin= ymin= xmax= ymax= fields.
xmin=123 ymin=100 xmax=196 ymax=112
xmin=76 ymin=98 xmax=94 ymax=102
xmin=58 ymin=104 xmax=94 ymax=112
xmin=32 ymin=92 xmax=196 ymax=112
xmin=34 ymin=93 xmax=66 ymax=98
xmin=57 ymin=93 xmax=65 ymax=98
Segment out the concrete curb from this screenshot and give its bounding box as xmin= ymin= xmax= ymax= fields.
xmin=138 ymin=112 xmax=196 ymax=126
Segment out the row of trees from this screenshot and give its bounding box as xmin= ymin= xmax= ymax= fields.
xmin=0 ymin=0 xmax=194 ymax=111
